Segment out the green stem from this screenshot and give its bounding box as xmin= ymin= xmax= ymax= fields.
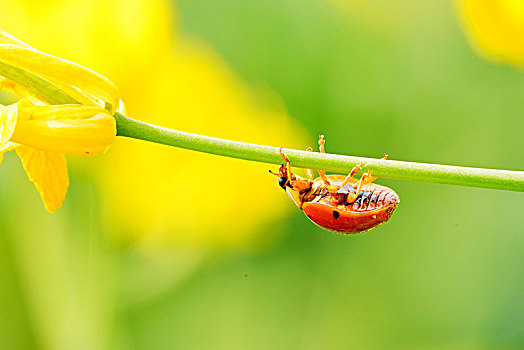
xmin=114 ymin=113 xmax=524 ymax=191
xmin=1 ymin=61 xmax=523 ymax=192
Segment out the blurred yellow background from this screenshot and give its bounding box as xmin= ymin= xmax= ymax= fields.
xmin=0 ymin=1 xmax=523 ymax=349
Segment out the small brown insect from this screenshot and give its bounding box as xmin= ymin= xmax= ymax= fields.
xmin=271 ymin=135 xmax=399 ymax=234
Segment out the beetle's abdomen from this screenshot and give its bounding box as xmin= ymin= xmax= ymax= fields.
xmin=301 ymin=182 xmax=399 ymax=234
xmin=351 ymin=188 xmax=399 ymax=211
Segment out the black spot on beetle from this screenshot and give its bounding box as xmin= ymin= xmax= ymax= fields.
xmin=332 ymin=211 xmax=340 ymax=219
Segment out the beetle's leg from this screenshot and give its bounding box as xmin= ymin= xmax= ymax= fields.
xmin=334 ymin=162 xmax=363 ymax=192
xmin=305 ymin=147 xmax=315 ymax=180
xmin=318 ymin=135 xmax=327 ymax=153
xmin=345 ymin=171 xmax=372 ymax=203
xmin=362 ymin=173 xmax=377 ymax=184
xmin=349 ymin=173 xmax=370 ymax=202
xmin=361 ymin=154 xmax=388 ymax=184
xmin=317 ymin=135 xmax=330 ymax=185
xmin=354 ymin=172 xmax=371 ymax=198
xmin=279 ymin=148 xmax=293 ymax=181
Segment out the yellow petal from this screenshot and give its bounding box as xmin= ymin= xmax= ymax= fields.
xmin=0 ymin=28 xmax=31 ymax=47
xmin=0 ymin=141 xmax=17 ymax=164
xmin=11 ymin=103 xmax=116 ymax=156
xmin=2 ymin=1 xmax=309 ymax=249
xmin=0 ymin=43 xmax=120 ymax=112
xmin=456 ymin=0 xmax=524 ymax=66
xmin=0 ymin=76 xmax=14 ymax=89
xmin=0 ymin=103 xmax=17 ymax=145
xmin=16 ymin=145 xmax=69 ymax=213
xmin=0 ymin=77 xmax=47 ymax=105
xmin=17 ymin=99 xmax=109 ymax=120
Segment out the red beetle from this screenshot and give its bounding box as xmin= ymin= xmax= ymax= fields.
xmin=272 ymin=135 xmax=399 ymax=234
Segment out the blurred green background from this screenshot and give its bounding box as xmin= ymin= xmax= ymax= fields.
xmin=1 ymin=0 xmax=523 ymax=349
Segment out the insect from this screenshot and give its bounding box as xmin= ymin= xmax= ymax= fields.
xmin=271 ymin=135 xmax=399 ymax=234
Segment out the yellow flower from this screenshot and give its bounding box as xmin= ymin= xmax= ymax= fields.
xmin=2 ymin=0 xmax=307 ymax=252
xmin=0 ymin=29 xmax=118 ymax=212
xmin=0 ymin=28 xmax=120 ymax=111
xmin=456 ymin=0 xmax=524 ymax=67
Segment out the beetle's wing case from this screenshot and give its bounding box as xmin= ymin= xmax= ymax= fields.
xmin=302 ymin=177 xmax=399 ymax=234
xmin=285 ymin=186 xmax=302 ymax=208
xmin=302 ymin=201 xmax=397 ymax=233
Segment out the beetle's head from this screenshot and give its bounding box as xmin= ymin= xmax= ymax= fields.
xmin=270 ymin=163 xmax=313 ymax=208
xmin=270 ymin=164 xmax=291 ymax=190
xmin=282 ymin=175 xmax=312 ymax=209
xmin=269 ymin=164 xmax=311 ymax=193
xmin=278 ymin=175 xmax=288 ymax=189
